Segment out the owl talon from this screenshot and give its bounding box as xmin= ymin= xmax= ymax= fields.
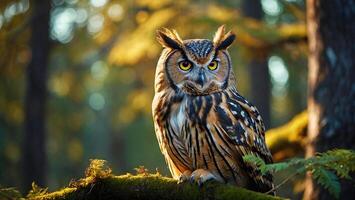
xmin=189 ymin=169 xmax=217 ymax=186
xmin=178 ymin=170 xmax=192 ymax=184
xmin=189 ymin=175 xmax=195 ymax=184
xmin=197 ymin=179 xmax=203 ymax=187
xmin=177 ymin=176 xmax=183 ymax=184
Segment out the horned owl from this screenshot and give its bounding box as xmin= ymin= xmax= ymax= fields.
xmin=152 ymin=25 xmax=274 ymax=194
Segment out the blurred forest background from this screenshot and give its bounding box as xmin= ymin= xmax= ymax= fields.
xmin=0 ymin=0 xmax=314 ymax=198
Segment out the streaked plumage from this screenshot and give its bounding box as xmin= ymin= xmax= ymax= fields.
xmin=152 ymin=25 xmax=274 ymax=194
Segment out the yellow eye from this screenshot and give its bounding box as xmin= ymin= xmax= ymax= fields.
xmin=179 ymin=61 xmax=192 ymax=71
xmin=208 ymin=60 xmax=218 ymax=71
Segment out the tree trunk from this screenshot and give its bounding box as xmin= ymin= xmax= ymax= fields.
xmin=304 ymin=0 xmax=355 ymax=199
xmin=110 ymin=130 xmax=127 ymax=173
xmin=241 ymin=0 xmax=271 ymax=128
xmin=22 ymin=0 xmax=51 ymax=191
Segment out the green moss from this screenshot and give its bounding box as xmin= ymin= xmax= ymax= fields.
xmin=28 ymin=160 xmax=286 ymax=200
xmin=30 ymin=174 xmax=285 ymax=200
xmin=266 ymin=111 xmax=308 ymax=160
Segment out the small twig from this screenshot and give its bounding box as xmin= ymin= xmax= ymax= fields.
xmin=264 ymin=171 xmax=299 ymax=195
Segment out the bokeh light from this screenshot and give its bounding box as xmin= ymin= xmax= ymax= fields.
xmin=4 ymin=3 xmax=17 ymax=21
xmin=91 ymin=60 xmax=109 ymax=81
xmin=87 ymin=14 xmax=104 ymax=34
xmin=107 ymin=4 xmax=123 ymax=21
xmin=268 ymin=56 xmax=289 ymax=97
xmin=0 ymin=14 xmax=3 ymax=30
xmin=90 ymin=0 xmax=108 ymax=8
xmin=261 ymin=0 xmax=282 ymax=16
xmin=75 ymin=8 xmax=88 ymax=26
xmin=50 ymin=8 xmax=77 ymax=43
xmin=89 ymin=92 xmax=106 ymax=111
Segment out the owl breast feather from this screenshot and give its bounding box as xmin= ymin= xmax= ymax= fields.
xmin=169 ymin=99 xmax=187 ymax=138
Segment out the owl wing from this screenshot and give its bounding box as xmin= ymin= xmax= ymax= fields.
xmin=213 ymin=90 xmax=274 ymax=192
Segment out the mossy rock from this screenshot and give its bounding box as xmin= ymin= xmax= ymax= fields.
xmin=29 ymin=174 xmax=285 ymax=200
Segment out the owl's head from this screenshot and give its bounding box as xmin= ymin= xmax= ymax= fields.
xmin=156 ymin=25 xmax=236 ymax=96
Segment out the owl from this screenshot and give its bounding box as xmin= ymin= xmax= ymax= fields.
xmin=152 ymin=25 xmax=274 ymax=194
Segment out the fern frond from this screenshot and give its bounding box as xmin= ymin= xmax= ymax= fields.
xmin=316 ymin=149 xmax=355 ymax=179
xmin=264 ymin=162 xmax=289 ymax=174
xmin=242 ymin=149 xmax=355 ymax=199
xmin=243 ymin=154 xmax=265 ymax=166
xmin=312 ymin=168 xmax=340 ymax=199
xmin=243 ymin=154 xmax=268 ymax=174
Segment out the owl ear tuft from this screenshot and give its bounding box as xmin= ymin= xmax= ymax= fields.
xmin=156 ymin=28 xmax=183 ymax=49
xmin=213 ymin=25 xmax=236 ymax=50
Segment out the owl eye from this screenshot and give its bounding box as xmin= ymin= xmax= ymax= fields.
xmin=178 ymin=61 xmax=192 ymax=71
xmin=208 ymin=60 xmax=218 ymax=71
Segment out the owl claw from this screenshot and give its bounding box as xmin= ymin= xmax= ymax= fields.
xmin=189 ymin=169 xmax=217 ymax=187
xmin=177 ymin=176 xmax=183 ymax=184
xmin=197 ymin=179 xmax=203 ymax=188
xmin=189 ymin=175 xmax=195 ymax=184
xmin=178 ymin=170 xmax=192 ymax=184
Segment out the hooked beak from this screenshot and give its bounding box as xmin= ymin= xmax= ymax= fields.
xmin=195 ymin=68 xmax=206 ymax=88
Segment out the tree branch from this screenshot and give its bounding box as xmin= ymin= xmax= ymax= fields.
xmin=266 ymin=111 xmax=308 ymax=161
xmin=30 ymin=174 xmax=285 ymax=200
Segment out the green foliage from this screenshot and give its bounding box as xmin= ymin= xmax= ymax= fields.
xmin=243 ymin=149 xmax=355 ymax=199
xmin=312 ymin=168 xmax=340 ymax=198
xmin=315 ymin=149 xmax=355 ymax=179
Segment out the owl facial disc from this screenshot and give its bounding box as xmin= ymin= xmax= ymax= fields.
xmin=156 ymin=25 xmax=236 ymax=96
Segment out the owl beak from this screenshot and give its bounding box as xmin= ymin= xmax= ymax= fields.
xmin=195 ymin=69 xmax=206 ymax=88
